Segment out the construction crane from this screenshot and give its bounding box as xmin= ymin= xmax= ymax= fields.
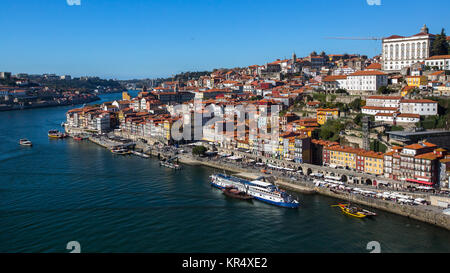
xmin=325 ymin=37 xmax=384 ymax=41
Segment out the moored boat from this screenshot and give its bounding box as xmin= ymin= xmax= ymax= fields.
xmin=160 ymin=161 xmax=181 ymax=169
xmin=73 ymin=135 xmax=83 ymax=141
xmin=335 ymin=203 xmax=367 ymax=218
xmin=19 ymin=139 xmax=33 ymax=146
xmin=210 ymin=173 xmax=299 ymax=208
xmin=222 ymin=186 xmax=253 ymax=200
xmin=131 ymin=150 xmax=150 ymax=158
xmin=110 ymin=146 xmax=131 ymax=155
xmin=360 ymin=208 xmax=377 ymax=217
xmin=48 ymin=130 xmax=67 ymax=139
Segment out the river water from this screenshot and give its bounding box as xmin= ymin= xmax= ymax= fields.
xmin=0 ymin=92 xmax=449 ymax=253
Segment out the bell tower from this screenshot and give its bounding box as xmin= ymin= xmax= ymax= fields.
xmin=420 ymin=24 xmax=429 ymax=34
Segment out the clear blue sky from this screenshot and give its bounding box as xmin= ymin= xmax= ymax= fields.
xmin=0 ymin=0 xmax=448 ymax=79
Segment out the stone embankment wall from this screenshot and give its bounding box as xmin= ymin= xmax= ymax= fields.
xmin=316 ymin=187 xmax=450 ymax=231
xmin=180 ymin=156 xmax=450 ymax=230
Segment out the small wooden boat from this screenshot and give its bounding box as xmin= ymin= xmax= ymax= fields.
xmin=19 ymin=139 xmax=33 ymax=146
xmin=73 ymin=136 xmax=83 ymax=141
xmin=222 ymin=186 xmax=253 ymax=200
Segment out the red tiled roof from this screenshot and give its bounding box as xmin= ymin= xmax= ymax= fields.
xmin=426 ymin=55 xmax=450 ymax=60
xmin=365 ymin=63 xmax=382 ymax=70
xmin=323 ymin=75 xmax=347 ymax=82
xmin=349 ymin=70 xmax=387 ymax=76
xmin=401 ymin=99 xmax=437 ymax=104
xmin=367 ymin=95 xmax=402 ymax=100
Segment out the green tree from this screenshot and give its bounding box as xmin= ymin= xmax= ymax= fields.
xmin=431 ymin=28 xmax=449 ymax=56
xmin=370 ymin=140 xmax=387 ymax=153
xmin=349 ymin=98 xmax=363 ymax=111
xmin=192 ymin=146 xmax=207 ymax=156
xmin=318 ymin=119 xmax=345 ymax=141
xmin=377 ymin=86 xmax=395 ymax=94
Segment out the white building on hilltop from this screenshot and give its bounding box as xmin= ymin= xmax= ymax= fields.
xmin=382 ymin=25 xmax=436 ymax=72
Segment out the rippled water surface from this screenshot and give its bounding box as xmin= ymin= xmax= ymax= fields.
xmin=1 ymin=92 xmax=449 ymax=253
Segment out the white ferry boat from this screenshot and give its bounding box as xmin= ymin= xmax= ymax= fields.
xmin=210 ymin=173 xmax=300 ymax=208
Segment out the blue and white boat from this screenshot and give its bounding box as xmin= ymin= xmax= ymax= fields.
xmin=210 ymin=173 xmax=300 ymax=208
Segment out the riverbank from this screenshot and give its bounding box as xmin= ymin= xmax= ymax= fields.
xmin=68 ymin=131 xmax=450 ymax=231
xmin=0 ymin=96 xmax=100 ymax=112
xmin=178 ymin=155 xmax=450 ymax=231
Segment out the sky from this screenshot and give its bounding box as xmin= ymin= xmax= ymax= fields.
xmin=0 ymin=0 xmax=449 ymax=79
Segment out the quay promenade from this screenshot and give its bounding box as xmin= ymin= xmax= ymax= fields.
xmin=181 ymin=155 xmax=450 ymax=231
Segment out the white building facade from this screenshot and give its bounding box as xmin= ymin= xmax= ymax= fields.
xmin=382 ymin=25 xmax=435 ymax=72
xmin=399 ymin=99 xmax=438 ymax=116
xmin=425 ymin=55 xmax=450 ymax=70
xmin=346 ymin=71 xmax=388 ymax=93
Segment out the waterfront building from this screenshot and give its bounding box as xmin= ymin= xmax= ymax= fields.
xmin=382 ymin=25 xmax=435 ymax=71
xmin=361 ymin=151 xmax=384 ymax=175
xmin=383 ymin=141 xmax=446 ymax=186
xmin=311 ymin=139 xmax=339 ymax=166
xmin=325 ymin=144 xmax=384 ymax=176
xmin=66 ymin=106 xmax=116 ymax=133
xmin=327 ymin=145 xmax=359 ymax=170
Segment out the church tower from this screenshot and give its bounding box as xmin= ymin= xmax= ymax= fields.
xmin=420 ymin=24 xmax=429 ymax=34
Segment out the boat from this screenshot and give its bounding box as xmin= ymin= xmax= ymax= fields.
xmin=48 ymin=130 xmax=67 ymax=139
xmin=222 ymin=186 xmax=253 ymax=201
xmin=110 ymin=146 xmax=131 ymax=155
xmin=19 ymin=139 xmax=33 ymax=146
xmin=360 ymin=208 xmax=377 ymax=217
xmin=210 ymin=173 xmax=300 ymax=208
xmin=160 ymin=161 xmax=181 ymax=170
xmin=334 ymin=203 xmax=367 ymax=218
xmin=73 ymin=135 xmax=84 ymax=141
xmin=131 ymin=150 xmax=150 ymax=158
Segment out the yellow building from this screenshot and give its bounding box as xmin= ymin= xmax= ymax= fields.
xmin=316 ymin=108 xmax=339 ymax=125
xmin=163 ymin=119 xmax=173 ymax=141
xmin=327 ymin=145 xmax=358 ymax=170
xmin=406 ymin=76 xmax=428 ymax=87
xmin=360 ymin=151 xmax=384 ymax=175
xmin=122 ymin=91 xmax=131 ymax=101
xmin=237 ymin=139 xmax=250 ymax=150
